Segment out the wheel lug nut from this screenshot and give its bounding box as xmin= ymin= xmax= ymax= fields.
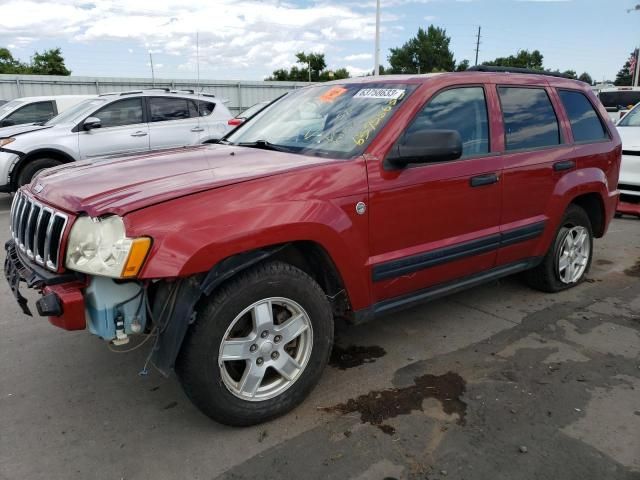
xmin=271 ymin=352 xmax=279 ymax=360
xmin=250 ymin=344 xmax=257 ymax=352
xmin=256 ymin=357 xmax=264 ymax=365
xmin=261 ymin=331 xmax=269 ymax=338
xmin=274 ymin=335 xmax=282 ymax=343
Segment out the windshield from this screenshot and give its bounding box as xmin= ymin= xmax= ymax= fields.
xmin=618 ymin=105 xmax=640 ymax=127
xmin=44 ymin=98 xmax=107 ymax=125
xmin=0 ymin=100 xmax=24 ymax=117
xmin=598 ymin=90 xmax=640 ymax=111
xmin=226 ymin=83 xmax=416 ymax=158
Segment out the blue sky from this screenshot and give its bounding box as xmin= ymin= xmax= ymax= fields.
xmin=0 ymin=0 xmax=638 ymax=82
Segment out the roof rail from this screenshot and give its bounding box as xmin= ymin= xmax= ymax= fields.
xmin=467 ymin=65 xmax=573 ymax=79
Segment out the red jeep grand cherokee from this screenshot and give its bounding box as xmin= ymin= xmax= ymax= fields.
xmin=5 ymin=68 xmax=620 ymax=425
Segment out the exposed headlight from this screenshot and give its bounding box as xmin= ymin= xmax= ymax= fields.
xmin=65 ymin=215 xmax=151 ymax=278
xmin=0 ymin=138 xmax=15 ymax=148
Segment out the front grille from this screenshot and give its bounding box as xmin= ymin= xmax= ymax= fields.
xmin=9 ymin=191 xmax=68 ymax=271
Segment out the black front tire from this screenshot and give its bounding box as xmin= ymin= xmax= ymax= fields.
xmin=17 ymin=158 xmax=62 ymax=187
xmin=176 ymin=261 xmax=334 ymax=426
xmin=525 ymin=204 xmax=594 ymax=293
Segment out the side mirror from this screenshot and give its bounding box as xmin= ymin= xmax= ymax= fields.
xmin=387 ymin=129 xmax=463 ymax=168
xmin=83 ymin=117 xmax=101 ymax=131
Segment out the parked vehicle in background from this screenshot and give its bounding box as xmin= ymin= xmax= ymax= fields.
xmin=0 ymin=90 xmax=232 ymax=191
xmin=5 ymin=69 xmax=620 ymax=426
xmin=616 ymin=101 xmax=640 ymax=200
xmin=0 ymin=96 xmax=94 ymax=128
xmin=598 ymin=87 xmax=640 ymax=122
xmin=228 ymin=101 xmax=271 ymax=127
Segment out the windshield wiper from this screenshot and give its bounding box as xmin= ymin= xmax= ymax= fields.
xmin=236 ymin=139 xmax=296 ymax=154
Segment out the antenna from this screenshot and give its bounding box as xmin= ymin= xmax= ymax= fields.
xmin=196 ymin=31 xmax=201 ymax=121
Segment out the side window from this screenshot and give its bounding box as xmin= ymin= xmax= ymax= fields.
xmin=558 ymin=90 xmax=608 ymax=143
xmin=4 ymin=101 xmax=55 ymax=125
xmin=406 ymin=87 xmax=489 ymax=158
xmin=149 ymin=97 xmax=190 ymax=122
xmin=498 ymin=87 xmax=560 ymax=151
xmin=94 ymin=98 xmax=143 ymax=128
xmin=188 ymin=100 xmax=215 ymax=117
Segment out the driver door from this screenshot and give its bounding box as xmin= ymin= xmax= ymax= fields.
xmin=367 ymin=85 xmax=503 ymax=303
xmin=78 ymin=97 xmax=150 ymax=159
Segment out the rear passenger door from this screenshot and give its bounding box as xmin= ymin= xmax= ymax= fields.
xmin=368 ymin=86 xmax=503 ymax=303
xmin=78 ymin=97 xmax=150 ymax=159
xmin=496 ymin=85 xmax=574 ymax=266
xmin=147 ymin=97 xmax=208 ymax=149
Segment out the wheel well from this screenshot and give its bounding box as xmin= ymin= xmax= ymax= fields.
xmin=271 ymin=241 xmax=352 ymax=319
xmin=571 ymin=193 xmax=605 ymax=237
xmin=12 ymin=149 xmax=74 ymax=188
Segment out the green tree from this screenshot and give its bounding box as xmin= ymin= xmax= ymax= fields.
xmin=267 ymin=51 xmax=350 ymax=82
xmin=614 ymin=52 xmax=635 ymax=86
xmin=483 ymin=49 xmax=544 ymax=70
xmin=562 ymin=70 xmax=577 ymax=79
xmin=578 ymin=72 xmax=593 ymax=85
xmin=0 ymin=47 xmax=28 ymax=74
xmin=29 ymin=48 xmax=71 ymax=75
xmin=388 ymin=26 xmax=455 ymax=74
xmin=455 ymin=59 xmax=470 ymax=72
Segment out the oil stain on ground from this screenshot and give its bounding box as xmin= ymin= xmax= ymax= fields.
xmin=325 ymin=371 xmax=467 ymax=434
xmin=624 ymin=258 xmax=640 ymax=277
xmin=329 ymin=344 xmax=386 ymax=370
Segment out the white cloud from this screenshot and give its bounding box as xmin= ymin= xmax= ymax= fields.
xmin=345 ymin=65 xmax=371 ymax=77
xmin=0 ymin=0 xmax=377 ymax=74
xmin=344 ymin=53 xmax=373 ymax=61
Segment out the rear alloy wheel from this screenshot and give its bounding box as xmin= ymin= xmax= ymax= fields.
xmin=525 ymin=204 xmax=593 ymax=292
xmin=177 ymin=261 xmax=333 ymax=426
xmin=556 ymin=226 xmax=590 ymax=284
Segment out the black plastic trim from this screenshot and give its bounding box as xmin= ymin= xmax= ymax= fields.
xmin=372 ymin=221 xmax=546 ymax=282
xmin=622 ymin=150 xmax=640 ymax=157
xmin=619 ymin=183 xmax=640 ymax=192
xmin=553 ymin=160 xmax=576 ymax=171
xmin=355 ymin=257 xmax=543 ymax=324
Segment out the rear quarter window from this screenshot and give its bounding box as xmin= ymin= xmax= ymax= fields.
xmin=498 ymin=87 xmax=561 ymax=151
xmin=558 ymin=90 xmax=608 ymax=143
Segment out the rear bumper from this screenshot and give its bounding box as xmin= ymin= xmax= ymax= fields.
xmin=4 ymin=239 xmax=86 ymax=330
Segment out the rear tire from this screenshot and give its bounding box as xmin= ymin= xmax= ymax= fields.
xmin=176 ymin=261 xmax=334 ymax=426
xmin=525 ymin=204 xmax=593 ymax=293
xmin=17 ymin=158 xmax=62 ymax=187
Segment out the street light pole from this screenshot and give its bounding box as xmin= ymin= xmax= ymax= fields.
xmin=374 ymin=0 xmax=380 ymax=75
xmin=629 ymin=4 xmax=639 ymax=86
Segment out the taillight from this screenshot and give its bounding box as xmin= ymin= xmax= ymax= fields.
xmin=228 ymin=118 xmax=244 ymax=126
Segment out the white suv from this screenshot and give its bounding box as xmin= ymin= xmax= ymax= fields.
xmin=0 ymin=89 xmax=232 ymax=192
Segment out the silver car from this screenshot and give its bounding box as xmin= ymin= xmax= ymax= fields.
xmin=0 ymin=89 xmax=233 ymax=192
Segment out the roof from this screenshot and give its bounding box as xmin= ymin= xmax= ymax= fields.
xmin=12 ymin=95 xmax=95 ymax=101
xmin=98 ymin=88 xmax=219 ymax=100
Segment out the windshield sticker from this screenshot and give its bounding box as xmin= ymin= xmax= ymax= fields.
xmin=353 ymin=88 xmax=406 ymax=100
xmin=352 ymin=94 xmax=404 ymax=145
xmin=320 ymin=86 xmax=348 ymax=103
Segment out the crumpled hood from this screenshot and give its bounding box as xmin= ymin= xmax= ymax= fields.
xmin=0 ymin=123 xmax=53 ymax=139
xmin=30 ymin=144 xmax=338 ymax=216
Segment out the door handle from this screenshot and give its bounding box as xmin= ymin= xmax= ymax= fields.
xmin=131 ymin=131 xmax=148 ymax=137
xmin=190 ymin=127 xmax=205 ymax=132
xmin=470 ymin=173 xmax=499 ymax=187
xmin=553 ymin=160 xmax=576 ymax=171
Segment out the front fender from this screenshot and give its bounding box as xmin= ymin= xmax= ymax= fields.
xmin=125 ymin=160 xmax=371 ymax=310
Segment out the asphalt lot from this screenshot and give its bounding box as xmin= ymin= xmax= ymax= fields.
xmin=0 ymin=193 xmax=639 ymax=480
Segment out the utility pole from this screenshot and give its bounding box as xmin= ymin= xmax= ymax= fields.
xmin=374 ymin=0 xmax=381 ymax=75
xmin=474 ymin=26 xmax=481 ymax=66
xmin=308 ymin=61 xmax=312 ymax=82
xmin=149 ymin=52 xmax=155 ymax=86
xmin=627 ymin=4 xmax=639 ymax=86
